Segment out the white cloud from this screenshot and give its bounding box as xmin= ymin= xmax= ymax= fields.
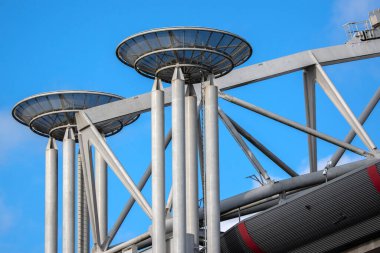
xmin=0 ymin=109 xmax=35 ymax=166
xmin=0 ymin=196 xmax=17 ymax=234
xmin=332 ymin=0 xmax=380 ymax=25
xmin=299 ymin=153 xmax=362 ymax=175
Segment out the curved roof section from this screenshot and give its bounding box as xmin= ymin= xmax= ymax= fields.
xmin=12 ymin=90 xmax=139 ymax=141
xmin=116 ymin=27 xmax=252 ymax=84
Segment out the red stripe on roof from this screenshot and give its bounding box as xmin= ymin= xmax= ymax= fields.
xmin=368 ymin=165 xmax=380 ymax=193
xmin=237 ymin=222 xmax=265 ymax=253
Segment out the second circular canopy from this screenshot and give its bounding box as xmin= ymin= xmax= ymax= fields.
xmin=116 ymin=27 xmax=252 ymax=84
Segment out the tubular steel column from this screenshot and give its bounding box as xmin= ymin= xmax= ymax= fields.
xmin=95 ymin=135 xmax=108 ymax=244
xmin=205 ymin=75 xmax=220 ymax=253
xmin=151 ymin=78 xmax=166 ymax=253
xmin=303 ymin=66 xmax=317 ymax=173
xmin=45 ymin=137 xmax=58 ymax=253
xmin=63 ymin=127 xmax=75 ymax=253
xmin=78 ymin=151 xmax=89 ymax=253
xmin=185 ymin=85 xmax=199 ymax=249
xmin=172 ymin=67 xmax=187 ymax=252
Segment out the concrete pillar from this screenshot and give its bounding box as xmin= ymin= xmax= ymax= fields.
xmin=63 ymin=127 xmax=75 ymax=253
xmin=78 ymin=152 xmax=89 ymax=253
xmin=185 ymin=85 xmax=199 ymax=250
xmin=205 ymin=75 xmax=220 ymax=253
xmin=172 ymin=67 xmax=187 ymax=252
xmin=95 ymin=135 xmax=107 ymax=244
xmin=151 ymin=77 xmax=166 ymax=253
xmin=45 ymin=137 xmax=58 ymax=253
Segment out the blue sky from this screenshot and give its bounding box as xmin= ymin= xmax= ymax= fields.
xmin=1 ymin=0 xmax=380 ymax=252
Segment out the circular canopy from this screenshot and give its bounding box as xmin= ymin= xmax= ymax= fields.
xmin=12 ymin=91 xmax=139 ymax=141
xmin=116 ymin=27 xmax=252 ymax=84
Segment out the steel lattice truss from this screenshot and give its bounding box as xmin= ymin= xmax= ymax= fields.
xmin=74 ymin=36 xmax=380 ymax=252
xmin=12 ymin=15 xmax=380 ymax=253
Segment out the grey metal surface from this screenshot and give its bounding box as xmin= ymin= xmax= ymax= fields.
xmin=220 ymin=161 xmax=380 ymax=253
xmin=303 ymin=66 xmax=317 ymax=172
xmin=62 ymin=128 xmax=75 ymax=253
xmin=77 ymin=132 xmax=101 ymax=247
xmin=331 ymin=87 xmax=380 ymax=166
xmin=171 ymin=67 xmax=187 ymax=252
xmin=151 ymin=78 xmax=166 ymax=253
xmin=77 ymin=152 xmax=89 ymax=253
xmin=185 ymin=85 xmax=199 ymax=249
xmin=95 ymin=138 xmax=108 ymax=245
xmin=45 ymin=137 xmax=58 ymax=253
xmin=116 ymin=27 xmax=252 ymax=84
xmin=205 ymin=76 xmax=221 ymax=253
xmin=12 ymin=90 xmax=139 ymax=141
xmin=291 ymin=214 xmax=380 ymax=253
xmin=219 ymin=158 xmax=379 ymax=216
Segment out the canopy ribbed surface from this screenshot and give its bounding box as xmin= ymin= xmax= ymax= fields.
xmin=116 ymin=27 xmax=252 ymax=84
xmin=12 ymin=91 xmax=139 ymax=141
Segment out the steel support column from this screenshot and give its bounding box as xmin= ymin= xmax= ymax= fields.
xmin=303 ymin=66 xmax=317 ymax=172
xmin=77 ymin=133 xmax=101 ymax=247
xmin=78 ymin=152 xmax=89 ymax=253
xmin=185 ymin=85 xmax=199 ymax=249
xmin=45 ymin=137 xmax=58 ymax=253
xmin=205 ymin=75 xmax=220 ymax=253
xmin=95 ymin=135 xmax=107 ymax=245
xmin=151 ymin=78 xmax=166 ymax=253
xmin=63 ymin=127 xmax=75 ymax=253
xmin=172 ymin=67 xmax=187 ymax=252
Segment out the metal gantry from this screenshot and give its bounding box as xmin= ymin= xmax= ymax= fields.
xmin=12 ymin=9 xmax=380 ymax=253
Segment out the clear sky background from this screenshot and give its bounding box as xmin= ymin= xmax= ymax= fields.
xmin=1 ymin=0 xmax=380 ymax=252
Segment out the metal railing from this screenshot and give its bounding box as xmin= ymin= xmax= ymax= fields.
xmin=343 ymin=20 xmax=373 ymax=41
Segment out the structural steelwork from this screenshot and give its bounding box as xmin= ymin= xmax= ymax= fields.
xmin=116 ymin=26 xmax=251 ymax=253
xmin=12 ymin=91 xmax=139 ymax=253
xmin=12 ymin=9 xmax=380 ymax=253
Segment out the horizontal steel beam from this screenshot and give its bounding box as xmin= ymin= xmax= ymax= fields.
xmin=215 ymin=39 xmax=380 ymax=90
xmin=83 ymin=39 xmax=380 ymax=124
xmin=218 ymin=158 xmax=378 ymax=215
xmin=153 ymin=158 xmax=380 ymax=242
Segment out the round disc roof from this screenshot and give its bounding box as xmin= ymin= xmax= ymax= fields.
xmin=116 ymin=27 xmax=252 ymax=84
xmin=12 ymin=91 xmax=139 ymax=141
